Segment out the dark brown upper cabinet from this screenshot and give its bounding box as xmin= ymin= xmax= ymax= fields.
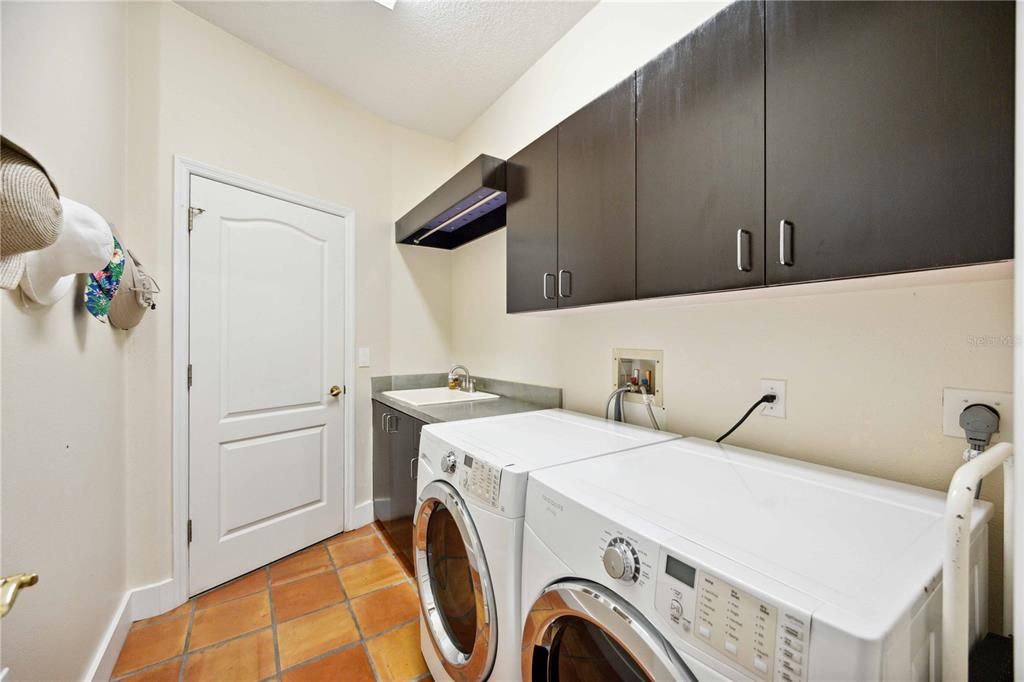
xmin=557 ymin=76 xmax=637 ymax=308
xmin=765 ymin=1 xmax=1014 ymax=285
xmin=637 ymin=1 xmax=766 ymax=297
xmin=506 ymin=129 xmax=558 ymax=313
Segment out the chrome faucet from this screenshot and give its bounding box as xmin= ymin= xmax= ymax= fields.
xmin=448 ymin=365 xmax=474 ymax=393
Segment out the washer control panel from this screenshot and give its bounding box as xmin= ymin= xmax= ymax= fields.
xmin=655 ymin=552 xmax=809 ymax=682
xmin=461 ymin=454 xmax=501 ymax=507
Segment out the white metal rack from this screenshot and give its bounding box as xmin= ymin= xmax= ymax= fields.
xmin=943 ymin=441 xmax=1014 ymax=681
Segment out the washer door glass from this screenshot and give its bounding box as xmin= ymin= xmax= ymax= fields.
xmin=415 ymin=479 xmax=497 ymax=681
xmin=550 ymin=616 xmax=648 ymax=681
xmin=425 ymin=502 xmax=477 ymax=653
xmin=522 ymin=580 xmax=696 ymax=682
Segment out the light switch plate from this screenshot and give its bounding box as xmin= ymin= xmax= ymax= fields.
xmin=760 ymin=379 xmax=786 ymax=418
xmin=942 ymin=387 xmax=1013 ymax=440
xmin=358 ymin=347 xmax=371 ymax=368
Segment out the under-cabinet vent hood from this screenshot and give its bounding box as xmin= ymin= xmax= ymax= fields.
xmin=395 ymin=154 xmax=507 ymax=249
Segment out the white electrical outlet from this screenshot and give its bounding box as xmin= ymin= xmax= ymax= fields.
xmin=942 ymin=387 xmax=1013 ymax=441
xmin=760 ymin=379 xmax=787 ymax=418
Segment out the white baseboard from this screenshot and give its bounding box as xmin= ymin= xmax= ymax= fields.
xmin=84 ymin=591 xmax=132 ymax=682
xmin=350 ymin=500 xmax=374 ymax=530
xmin=84 ymin=579 xmax=183 ymax=682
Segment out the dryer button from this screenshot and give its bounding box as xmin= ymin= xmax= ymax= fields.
xmin=753 ymin=656 xmax=768 ymax=673
xmin=697 ymin=624 xmax=711 ymax=640
xmin=724 ymin=640 xmax=737 ymax=656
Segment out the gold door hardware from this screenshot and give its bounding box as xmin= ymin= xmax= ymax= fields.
xmin=1 ymin=573 xmax=38 ymax=618
xmin=329 ymin=385 xmax=343 ymax=398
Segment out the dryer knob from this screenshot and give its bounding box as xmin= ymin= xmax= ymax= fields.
xmin=603 ymin=539 xmax=638 ymax=582
xmin=441 ymin=452 xmax=457 ymax=474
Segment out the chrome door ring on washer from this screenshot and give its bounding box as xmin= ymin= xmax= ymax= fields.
xmin=521 ymin=580 xmax=696 ymax=682
xmin=415 ymin=479 xmax=498 ymax=681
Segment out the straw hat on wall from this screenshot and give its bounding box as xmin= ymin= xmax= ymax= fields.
xmin=0 ymin=137 xmax=62 ymax=289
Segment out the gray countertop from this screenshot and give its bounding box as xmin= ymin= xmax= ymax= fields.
xmin=370 ymin=373 xmax=562 ymax=425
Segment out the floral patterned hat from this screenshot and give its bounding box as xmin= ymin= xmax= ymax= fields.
xmin=84 ymin=235 xmax=125 ymax=322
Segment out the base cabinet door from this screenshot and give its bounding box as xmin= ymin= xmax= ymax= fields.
xmin=507 ymin=128 xmax=559 ymax=313
xmin=765 ymin=0 xmax=1014 ymax=285
xmin=637 ymin=0 xmax=765 ymax=297
xmin=557 ymin=76 xmax=637 ymax=308
xmin=371 ymin=400 xmax=424 ymax=572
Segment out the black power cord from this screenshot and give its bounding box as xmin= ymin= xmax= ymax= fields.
xmin=716 ymin=394 xmax=777 ymax=443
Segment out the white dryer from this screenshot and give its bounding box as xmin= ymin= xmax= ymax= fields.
xmin=414 ymin=409 xmax=680 ymax=681
xmin=521 ymin=438 xmax=993 ymax=682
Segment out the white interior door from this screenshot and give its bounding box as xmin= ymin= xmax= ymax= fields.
xmin=188 ymin=175 xmax=346 ymax=594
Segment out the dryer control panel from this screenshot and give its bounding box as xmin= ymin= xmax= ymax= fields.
xmin=461 ymin=454 xmax=501 ymax=507
xmin=655 ymin=552 xmax=809 ymax=682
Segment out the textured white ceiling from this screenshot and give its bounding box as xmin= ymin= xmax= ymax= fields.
xmin=177 ymin=0 xmax=597 ymax=139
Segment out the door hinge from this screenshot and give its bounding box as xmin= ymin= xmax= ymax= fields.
xmin=187 ymin=364 xmax=193 ymax=389
xmin=187 ymin=519 xmax=192 ymax=544
xmin=188 ymin=207 xmax=205 ymax=232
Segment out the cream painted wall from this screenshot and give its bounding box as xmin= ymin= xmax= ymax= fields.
xmin=389 ymin=126 xmax=456 ymax=374
xmin=1 ymin=4 xmax=128 ymax=679
xmin=451 ymin=0 xmax=1015 ymax=630
xmin=120 ymin=3 xmax=457 ymax=587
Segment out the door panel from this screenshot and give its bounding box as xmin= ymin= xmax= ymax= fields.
xmin=189 ymin=175 xmax=346 ymax=594
xmin=222 ymin=220 xmax=325 ymax=415
xmin=637 ymin=1 xmax=765 ymax=297
xmin=506 ymin=128 xmax=558 ymax=313
xmin=557 ymin=76 xmax=637 ymax=307
xmin=765 ymin=0 xmax=1014 ymax=284
xmin=219 ymin=426 xmax=324 ymax=535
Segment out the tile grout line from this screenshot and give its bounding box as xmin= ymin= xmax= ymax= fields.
xmin=178 ymin=596 xmax=196 ymax=682
xmin=276 ymin=639 xmax=366 ymax=677
xmin=326 ymin=535 xmax=386 ymax=682
xmin=188 ymin=526 xmax=384 ymax=615
xmin=115 ymin=524 xmax=401 ymax=681
xmin=265 ymin=566 xmax=284 ymax=679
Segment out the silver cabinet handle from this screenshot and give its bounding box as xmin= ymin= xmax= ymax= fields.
xmin=779 ymin=220 xmax=794 ymax=266
xmin=736 ymin=229 xmax=752 ymax=272
xmin=542 ymin=273 xmax=556 ymax=300
xmin=410 ymin=457 xmax=418 ymax=480
xmin=380 ymin=413 xmax=387 ymax=433
xmin=387 ymin=414 xmax=397 ymax=433
xmin=558 ymin=269 xmax=572 ymax=298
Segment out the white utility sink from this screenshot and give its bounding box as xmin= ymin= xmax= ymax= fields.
xmin=382 ymin=386 xmax=500 ymax=407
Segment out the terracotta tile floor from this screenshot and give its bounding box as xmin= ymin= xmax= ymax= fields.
xmin=113 ymin=523 xmax=431 ymax=682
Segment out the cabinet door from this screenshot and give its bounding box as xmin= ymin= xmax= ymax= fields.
xmin=557 ymin=76 xmax=637 ymax=307
xmin=387 ymin=411 xmax=424 ymax=572
xmin=371 ymin=400 xmax=392 ymax=526
xmin=765 ymin=1 xmax=1013 ymax=285
xmin=637 ymin=1 xmax=765 ymax=297
xmin=507 ymin=129 xmax=558 ymax=313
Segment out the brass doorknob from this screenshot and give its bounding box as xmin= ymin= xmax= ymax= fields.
xmin=1 ymin=573 xmax=38 ymax=618
xmin=329 ymin=385 xmax=342 ymax=398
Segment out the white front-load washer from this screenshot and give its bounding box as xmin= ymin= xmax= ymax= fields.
xmin=520 ymin=437 xmax=993 ymax=682
xmin=414 ymin=409 xmax=680 ymax=681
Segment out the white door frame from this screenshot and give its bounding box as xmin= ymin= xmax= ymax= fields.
xmin=171 ymin=156 xmax=357 ymax=604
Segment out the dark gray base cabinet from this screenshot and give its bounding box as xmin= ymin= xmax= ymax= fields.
xmin=371 ymin=400 xmax=425 ymax=573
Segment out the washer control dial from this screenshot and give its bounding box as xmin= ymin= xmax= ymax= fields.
xmin=441 ymin=451 xmax=457 ymax=474
xmin=603 ymin=538 xmax=640 ymax=582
